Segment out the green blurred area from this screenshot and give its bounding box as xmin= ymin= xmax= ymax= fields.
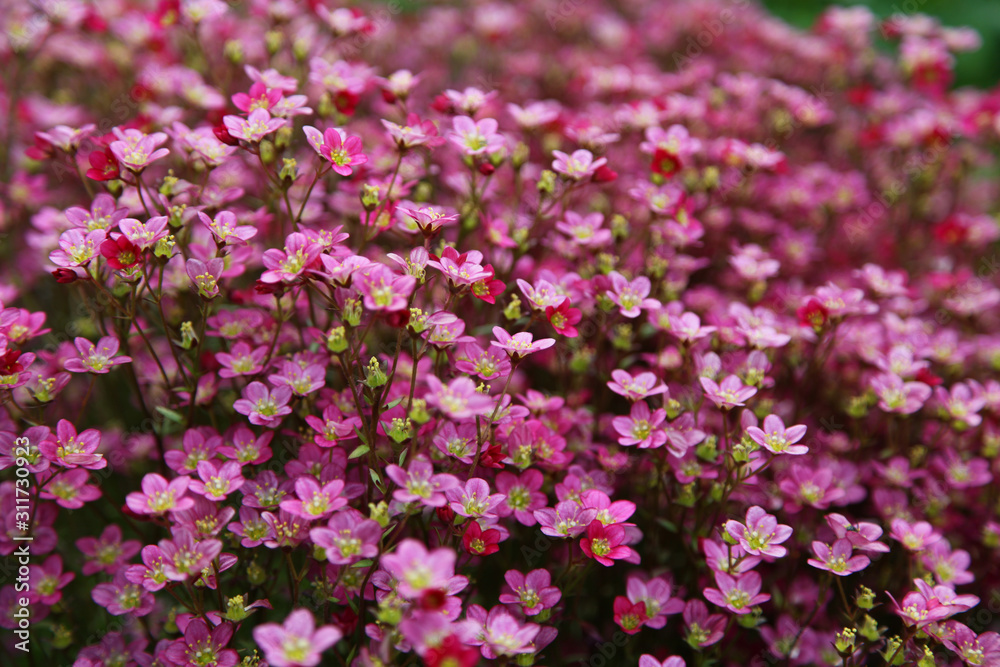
xmin=761 ymin=0 xmax=1000 ymax=88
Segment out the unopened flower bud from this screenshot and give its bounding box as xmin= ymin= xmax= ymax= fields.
xmin=259 ymin=139 xmax=275 ymax=164
xmin=265 ymin=30 xmax=283 ymax=54
xmin=856 ymin=586 xmax=875 ymax=610
xmin=504 ymin=295 xmax=522 ymax=321
xmin=179 ymin=321 xmax=197 ymax=350
xmin=247 ymin=561 xmax=266 ymax=587
xmin=835 ymin=628 xmax=856 ymax=654
xmin=279 ymin=157 xmax=298 ymax=183
xmin=664 ymin=398 xmax=684 ymax=420
xmin=537 ymin=169 xmax=556 ymax=194
xmin=154 ymin=234 xmax=176 ymax=258
xmin=388 ymin=417 xmax=413 ymax=443
xmin=361 ymin=184 xmax=381 ymax=211
xmin=364 ymin=357 xmax=387 ymax=389
xmin=409 ymin=398 xmax=430 ymax=424
xmin=224 ymin=39 xmax=244 ymax=64
xmin=225 ymin=595 xmax=249 ymax=621
xmin=326 ymin=326 xmax=348 ymax=353
xmin=858 ymin=614 xmax=880 ymax=642
xmin=369 ymin=501 xmax=390 ymax=528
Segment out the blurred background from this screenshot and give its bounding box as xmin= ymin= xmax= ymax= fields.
xmin=761 ymin=0 xmax=1000 ymax=88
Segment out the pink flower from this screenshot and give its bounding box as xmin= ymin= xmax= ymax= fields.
xmin=606 ymin=271 xmax=659 ymax=318
xmin=186 ymin=258 xmax=225 ymax=299
xmin=890 ymin=518 xmax=943 ymax=552
xmin=77 ymin=525 xmax=141 ymax=576
xmin=725 ymin=506 xmax=793 ymax=559
xmin=356 ymin=264 xmax=416 ymax=312
xmin=261 ymin=233 xmax=323 ymax=284
xmin=449 ymin=116 xmax=504 ymax=156
xmin=309 ymin=508 xmax=380 ymax=564
xmin=38 ymin=419 xmax=106 ymax=469
xmin=534 ymin=500 xmax=598 ymax=538
xmin=746 ymin=414 xmax=808 ymax=455
xmin=825 ymin=513 xmax=890 ymax=553
xmin=381 ymin=539 xmax=468 ymax=601
xmin=216 ymin=342 xmax=268 ymax=378
xmin=92 ymin=571 xmax=155 ymax=617
xmin=462 ymin=605 xmax=540 ymax=659
xmin=234 ymin=382 xmax=294 ymax=428
xmin=639 ymin=656 xmax=686 ymax=667
xmin=279 ymin=476 xmax=347 ymax=519
xmin=490 ymin=326 xmax=555 ymax=361
xmin=29 ymin=555 xmax=74 ymax=605
xmin=303 ymin=126 xmax=367 ymax=175
xmin=499 ymin=569 xmax=561 ymax=616
xmin=189 ymin=460 xmax=246 ymax=501
xmin=495 ymin=470 xmax=547 ymax=526
xmin=700 ymin=374 xmax=758 ymax=409
xmin=124 ymin=545 xmax=171 ymax=591
xmin=552 ymin=148 xmax=607 ymax=180
xmin=159 ymin=528 xmax=224 ymax=581
xmin=167 ymin=619 xmax=238 ymax=667
xmin=871 ymin=372 xmax=932 ymax=414
xmin=556 ymin=211 xmax=612 ymax=247
xmin=683 ymin=599 xmax=727 ymax=647
xmin=224 ymin=108 xmax=286 ymax=143
xmin=807 ymin=538 xmax=871 ymax=575
xmin=455 ymin=342 xmax=511 ymax=381
xmin=445 ymin=478 xmax=506 ymax=519
xmin=109 ymin=132 xmax=169 ymax=172
xmin=626 ymin=575 xmax=685 ymax=629
xmin=37 ymin=467 xmax=100 ymax=509
xmin=703 ymin=571 xmax=771 ymax=615
xmin=125 ymin=473 xmax=194 ymax=515
xmin=269 ymin=360 xmax=326 ymax=397
xmin=385 ymin=456 xmax=460 ymax=507
xmin=198 ymin=210 xmax=258 ymax=246
xmin=607 ymin=369 xmax=668 ymax=401
xmin=613 ymin=596 xmax=649 ymax=634
xmin=425 ymin=375 xmax=494 ymax=420
xmin=119 ymin=216 xmax=169 ymax=250
xmin=63 ymin=336 xmax=132 ymax=374
xmin=613 ymin=400 xmax=667 ymax=448
xmin=253 ymin=609 xmax=342 ymax=667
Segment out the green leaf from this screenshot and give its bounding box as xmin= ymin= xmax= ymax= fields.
xmin=352 ymin=559 xmax=374 ymax=569
xmin=656 ymin=518 xmax=678 ymax=533
xmin=352 ymin=425 xmax=368 ymax=445
xmin=398 ymin=448 xmax=408 ymax=467
xmin=349 ymin=444 xmax=370 ymax=459
xmin=385 ymin=397 xmax=404 ymax=410
xmin=369 ymin=469 xmax=382 ymax=491
xmin=155 ymin=406 xmax=184 ymax=423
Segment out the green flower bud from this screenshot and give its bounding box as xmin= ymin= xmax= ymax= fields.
xmin=512 ymin=142 xmax=530 ymax=169
xmin=569 ymin=347 xmax=595 ymax=374
xmin=364 ymin=357 xmax=388 ymax=389
xmin=154 ymin=234 xmax=176 ymax=258
xmin=696 ymin=436 xmax=718 ymax=462
xmin=225 ymin=595 xmax=250 ymax=622
xmin=388 ymin=417 xmax=413 ymax=444
xmin=259 ymin=140 xmax=275 ymax=164
xmin=409 ymin=398 xmax=430 ymax=424
xmin=537 ymin=169 xmax=556 ymax=194
xmin=369 ymin=501 xmax=390 ymax=528
xmin=835 ymin=628 xmax=856 ymax=655
xmin=664 ymin=398 xmax=684 ymax=420
xmin=504 ymin=295 xmax=523 ymax=321
xmin=179 ymin=321 xmax=197 ymax=350
xmin=344 ymin=298 xmax=362 ymax=327
xmin=361 ymin=183 xmax=381 ymax=211
xmin=52 ymin=624 xmax=73 ymax=650
xmin=265 ymin=30 xmax=283 ymax=54
xmin=247 ymin=560 xmax=267 ymax=587
xmin=224 ymin=39 xmax=244 ymax=64
xmin=858 ymin=614 xmax=880 ymax=642
xmin=279 ymin=157 xmax=298 ymax=183
xmin=326 ymin=326 xmax=348 ymax=353
xmin=856 ymin=586 xmax=875 ymax=610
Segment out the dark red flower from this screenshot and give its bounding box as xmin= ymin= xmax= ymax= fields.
xmin=462 ymin=520 xmax=500 ymax=556
xmin=424 ymin=634 xmax=479 ymax=667
xmin=99 ymin=235 xmax=143 ymax=269
xmin=797 ymin=297 xmax=829 ymax=333
xmin=593 ymin=164 xmax=618 ymax=182
xmin=651 ymin=147 xmax=682 ymax=177
xmin=86 ymin=148 xmax=119 ymax=181
xmin=546 ymin=300 xmax=582 ymax=338
xmin=52 ymin=268 xmax=80 ymax=284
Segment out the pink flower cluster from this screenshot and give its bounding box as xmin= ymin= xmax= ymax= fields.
xmin=1 ymin=1 xmax=1000 ymax=666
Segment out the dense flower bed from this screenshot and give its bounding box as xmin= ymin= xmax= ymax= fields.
xmin=2 ymin=0 xmax=1000 ymax=665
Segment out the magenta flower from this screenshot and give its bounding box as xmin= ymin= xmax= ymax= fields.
xmin=703 ymin=571 xmax=771 ymax=615
xmin=940 ymin=622 xmax=1000 ymax=666
xmin=29 ymin=555 xmax=74 ymax=605
xmin=189 ymin=460 xmax=245 ymax=501
xmin=124 ymin=545 xmax=170 ymax=591
xmin=303 ymin=126 xmax=367 ymax=175
xmin=746 ymin=414 xmax=808 ymax=455
xmin=807 ymin=538 xmax=871 ymax=575
xmin=185 ymin=258 xmax=224 ymax=299
xmin=92 ymin=571 xmax=155 ymax=617
xmin=491 ymin=326 xmax=555 ymax=361
xmin=552 ymin=148 xmax=607 ymax=180
xmin=606 ymin=271 xmax=659 ymax=318
xmin=683 ymin=599 xmax=727 ymax=647
xmin=445 ymin=478 xmax=506 ymax=519
xmin=216 ymin=342 xmax=268 ymax=378
xmin=890 ymin=518 xmax=943 ymax=552
xmin=38 ymin=468 xmax=101 ymax=508
xmin=449 ymin=116 xmax=505 ymax=157
xmin=261 ymin=233 xmax=323 ymax=284
xmin=425 ymin=375 xmax=494 ymax=420
xmin=269 ymin=360 xmax=326 ymax=397
xmin=613 ymin=596 xmax=649 ymax=634
xmin=462 ymin=604 xmax=540 ymax=659
xmin=499 ymin=569 xmax=561 ymax=616
xmin=556 ymin=210 xmax=612 ymax=247
xmin=627 ymin=575 xmax=685 ymax=629
xmin=386 ymin=456 xmax=459 ymax=508
xmin=725 ymin=506 xmax=793 ymax=558
xmin=279 ymin=476 xmax=347 ymax=519
xmin=607 ymin=369 xmax=668 ymax=401
xmin=166 ymin=619 xmax=239 ymax=667
xmin=119 ymin=216 xmax=169 ymax=250
xmin=310 ymin=508 xmax=380 ymax=564
xmin=109 ymin=132 xmax=169 ymax=172
xmin=825 ymin=513 xmax=890 ymax=553
xmin=455 ymin=342 xmax=511 ymax=381
xmin=224 ymin=108 xmax=286 ymax=143
xmin=613 ymin=400 xmax=667 ymax=448
xmin=639 ymin=657 xmax=686 ymax=667
xmin=63 ymin=336 xmax=132 ymax=374
xmin=253 ymin=609 xmax=342 ymax=667
xmin=234 ymin=381 xmax=294 ymax=428
xmin=38 ymin=419 xmax=106 ymax=469
xmin=77 ymin=525 xmax=141 ymax=576
xmin=49 ymin=228 xmax=107 ymax=267
xmin=355 ymin=264 xmax=417 ymax=312
xmin=495 ymin=470 xmax=547 ymax=526
xmin=534 ymin=500 xmax=599 ymax=538
xmin=871 ymin=372 xmax=932 ymax=415
xmin=700 ymin=375 xmax=758 ymax=409
xmin=159 ymin=528 xmax=224 ymax=581
xmin=381 ymin=539 xmax=468 ymax=601
xmin=198 ymin=210 xmax=258 ymax=246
